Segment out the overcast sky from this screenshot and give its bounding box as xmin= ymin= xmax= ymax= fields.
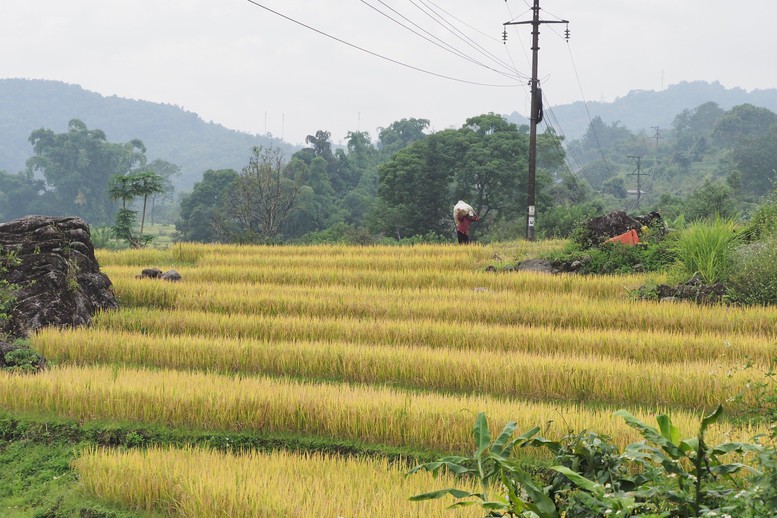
xmin=3 ymin=0 xmax=776 ymax=146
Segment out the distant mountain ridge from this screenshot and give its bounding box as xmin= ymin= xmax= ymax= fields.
xmin=0 ymin=78 xmax=296 ymax=191
xmin=505 ymin=80 xmax=777 ymax=141
xmin=3 ymin=79 xmax=777 ymax=192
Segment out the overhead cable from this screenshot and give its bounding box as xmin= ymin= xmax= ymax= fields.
xmin=407 ymin=0 xmax=529 ymax=80
xmin=245 ymin=0 xmax=522 ymax=88
xmin=361 ymin=0 xmax=524 ymax=81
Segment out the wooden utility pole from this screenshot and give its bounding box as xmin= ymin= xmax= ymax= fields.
xmin=504 ymin=1 xmax=567 ymax=240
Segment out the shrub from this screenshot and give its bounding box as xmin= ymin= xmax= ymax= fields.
xmin=1 ymin=341 xmax=47 ymax=374
xmin=546 ymin=240 xmax=675 ymax=275
xmin=409 ymin=408 xmax=774 ymax=517
xmin=670 ymin=217 xmax=741 ymax=284
xmin=743 ymin=193 xmax=777 ymax=242
xmin=727 ymin=236 xmax=777 ymax=305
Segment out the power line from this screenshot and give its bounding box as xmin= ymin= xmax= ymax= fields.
xmin=564 ymin=41 xmax=615 ymax=179
xmin=425 ymin=0 xmax=502 ymax=41
xmin=407 ymin=0 xmax=528 ymax=80
xmin=541 ymin=95 xmax=595 ymax=188
xmin=244 ymin=0 xmax=522 ymax=88
xmin=360 ymin=0 xmax=525 ymax=81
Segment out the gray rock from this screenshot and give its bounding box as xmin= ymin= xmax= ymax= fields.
xmin=160 ymin=269 xmax=182 ymax=282
xmin=140 ymin=268 xmax=162 ymax=279
xmin=516 ymin=259 xmax=553 ymax=273
xmin=0 ymin=215 xmax=117 ymax=339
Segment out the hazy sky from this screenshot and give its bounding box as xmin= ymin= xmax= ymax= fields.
xmin=3 ymin=0 xmax=776 ymax=146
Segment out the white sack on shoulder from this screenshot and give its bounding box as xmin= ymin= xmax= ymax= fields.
xmin=453 ymin=200 xmax=475 ymax=221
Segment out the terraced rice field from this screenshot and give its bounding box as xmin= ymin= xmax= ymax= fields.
xmin=2 ymin=241 xmax=772 ymax=516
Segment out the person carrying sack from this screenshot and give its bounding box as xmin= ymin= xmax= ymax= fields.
xmin=453 ymin=200 xmax=479 ymax=244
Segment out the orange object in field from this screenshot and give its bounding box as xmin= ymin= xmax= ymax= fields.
xmin=605 ymin=228 xmax=639 ymax=246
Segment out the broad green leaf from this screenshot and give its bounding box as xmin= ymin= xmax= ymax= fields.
xmin=481 ymin=501 xmax=511 ymax=511
xmin=711 ymin=462 xmax=759 ymax=476
xmin=491 ymin=420 xmax=517 ymax=458
xmin=700 ymin=404 xmax=724 ymax=432
xmin=657 ymin=414 xmax=681 ymax=445
xmin=550 ymin=465 xmax=599 ymax=493
xmin=447 ymin=501 xmax=479 ymax=509
xmin=712 ymin=442 xmax=761 ymax=455
xmin=409 ymin=488 xmax=480 ymax=501
xmin=515 ymin=425 xmax=541 ymax=442
xmin=473 ymin=412 xmax=491 ymax=457
xmin=503 ymin=473 xmax=529 ymax=513
xmin=681 ymin=437 xmax=699 ymax=454
xmin=407 ymin=460 xmax=470 ymax=476
xmin=615 ymin=409 xmax=684 ymax=459
xmin=511 ymin=467 xmax=559 ymax=518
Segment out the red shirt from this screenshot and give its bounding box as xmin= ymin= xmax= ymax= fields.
xmin=456 ymin=214 xmax=479 ymax=234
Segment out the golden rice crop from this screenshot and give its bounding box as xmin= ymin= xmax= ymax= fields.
xmin=96 ymin=242 xmax=494 ymax=267
xmin=89 ymin=307 xmax=776 ymax=366
xmin=106 ymin=263 xmax=635 ymax=296
xmin=95 ymin=248 xmax=181 ymax=268
xmin=74 ymin=446 xmax=480 ymax=517
xmin=33 ymin=328 xmax=755 ymax=412
xmin=101 ymin=262 xmax=777 ymax=337
xmin=0 ymin=365 xmax=757 ymax=454
xmin=162 ymin=240 xmax=566 ymax=262
xmin=107 ymin=266 xmax=642 ymax=303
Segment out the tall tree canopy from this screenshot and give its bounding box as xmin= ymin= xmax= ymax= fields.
xmin=0 ymin=171 xmax=45 ymax=221
xmin=215 ymin=147 xmax=304 ymax=242
xmin=26 ymin=119 xmax=147 ymax=224
xmin=376 ymin=113 xmax=539 ymax=238
xmin=377 ymin=118 xmax=430 ymax=158
xmin=176 ymin=169 xmax=239 ymax=242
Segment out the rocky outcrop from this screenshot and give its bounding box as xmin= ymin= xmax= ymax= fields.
xmin=578 ymin=210 xmax=665 ymax=247
xmin=652 ymin=275 xmax=727 ymax=305
xmin=582 ymin=211 xmax=643 ymax=246
xmin=0 ymin=216 xmax=117 ymax=339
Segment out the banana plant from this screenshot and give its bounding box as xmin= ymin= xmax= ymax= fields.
xmin=407 ymin=412 xmax=558 ymax=517
xmin=614 ymin=405 xmax=760 ymax=517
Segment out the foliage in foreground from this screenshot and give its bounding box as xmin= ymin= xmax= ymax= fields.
xmin=409 ymin=407 xmax=775 ymax=517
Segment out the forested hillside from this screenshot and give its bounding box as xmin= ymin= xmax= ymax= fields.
xmin=507 ymin=80 xmax=777 ymax=140
xmin=0 ymin=78 xmax=296 ymax=190
xmin=4 ymin=78 xmax=777 ymax=244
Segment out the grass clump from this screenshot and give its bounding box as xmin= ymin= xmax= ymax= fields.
xmin=669 ymin=217 xmax=741 ymax=284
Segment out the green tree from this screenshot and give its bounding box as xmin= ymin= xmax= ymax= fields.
xmin=730 ymin=125 xmax=777 ymax=198
xmin=130 ymin=171 xmax=165 ymax=237
xmin=453 ymin=113 xmax=528 ymax=227
xmin=672 ymin=102 xmax=724 ymax=151
xmin=713 ymin=104 xmax=777 ymax=147
xmin=0 ymin=171 xmax=45 ymax=220
xmin=376 ymin=113 xmax=534 ymax=239
xmin=684 ymin=180 xmax=737 ymax=221
xmin=376 ymin=135 xmax=454 ymax=237
xmin=176 ymin=169 xmax=239 ymax=242
xmin=304 ymin=130 xmax=335 ymax=162
xmin=377 ymin=118 xmax=430 ymax=158
xmin=27 ymin=119 xmax=146 ymax=224
xmin=145 ymin=159 xmax=181 ymax=224
xmin=108 ymin=174 xmax=140 ymax=247
xmin=107 ymin=170 xmax=165 ymax=247
xmin=220 ymin=147 xmax=303 ymax=241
